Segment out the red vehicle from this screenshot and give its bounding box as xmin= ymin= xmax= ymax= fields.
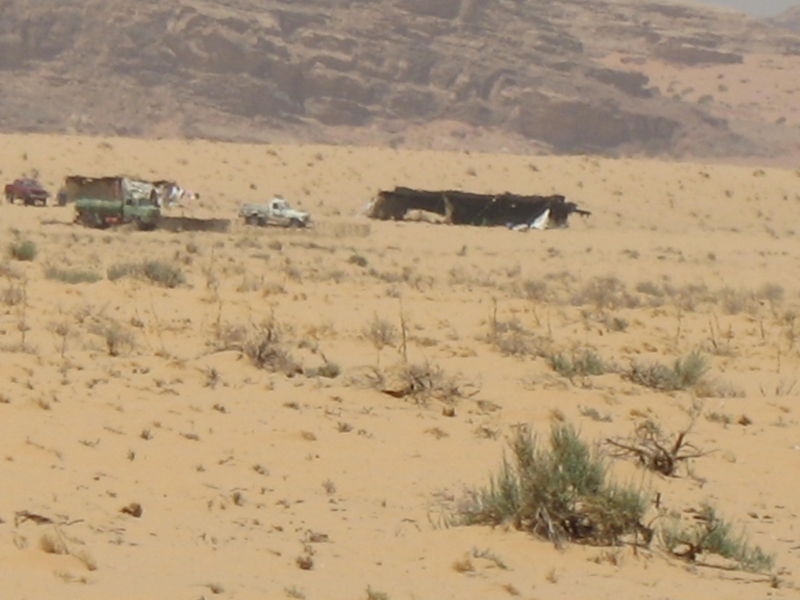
xmin=4 ymin=178 xmax=50 ymax=206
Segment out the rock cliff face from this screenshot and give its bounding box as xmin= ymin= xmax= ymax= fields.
xmin=0 ymin=0 xmax=798 ymax=157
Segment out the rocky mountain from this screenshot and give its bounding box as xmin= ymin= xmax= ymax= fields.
xmin=769 ymin=5 xmax=800 ymax=34
xmin=1 ymin=0 xmax=799 ymax=158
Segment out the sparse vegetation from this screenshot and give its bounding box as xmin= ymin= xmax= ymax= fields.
xmin=548 ymin=349 xmax=607 ymax=380
xmin=107 ymin=260 xmax=186 ymax=287
xmin=305 ymin=361 xmax=341 ymax=379
xmin=9 ymin=239 xmax=37 ymax=261
xmin=625 ymin=351 xmax=709 ymax=392
xmin=660 ymin=503 xmax=774 ymax=573
xmin=215 ymin=320 xmax=300 ymax=375
xmin=456 ymin=423 xmax=650 ymax=547
xmin=606 ymin=419 xmax=708 ymax=476
xmin=44 ymin=265 xmax=102 ymax=284
xmin=371 ymin=361 xmax=478 ymax=405
xmin=365 ymin=586 xmax=390 ymax=600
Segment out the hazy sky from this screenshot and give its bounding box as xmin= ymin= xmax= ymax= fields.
xmin=695 ymin=0 xmax=798 ymax=17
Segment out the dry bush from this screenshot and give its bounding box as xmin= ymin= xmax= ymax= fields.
xmin=756 ymin=283 xmax=784 ymax=307
xmin=1 ymin=284 xmax=25 ymax=306
xmin=215 ymin=320 xmax=301 ymax=375
xmin=359 ymin=361 xmax=478 ymax=405
xmin=87 ymin=318 xmax=135 ymax=357
xmin=304 ymin=362 xmax=341 ymax=379
xmin=39 ymin=530 xmax=68 ymax=554
xmin=365 ymin=586 xmax=390 ymax=600
xmin=571 ymin=276 xmax=639 ymax=311
xmin=606 ymin=419 xmax=708 ymax=476
xmin=694 ymin=378 xmax=745 ymax=399
xmin=362 ymin=316 xmax=399 ymax=358
xmin=716 ymin=287 xmax=757 ymax=316
xmin=348 ymin=253 xmax=368 ymax=267
xmin=485 ymin=317 xmax=546 ymax=357
xmin=521 ymin=278 xmax=550 ymax=302
xmin=636 ymin=281 xmax=663 ymax=298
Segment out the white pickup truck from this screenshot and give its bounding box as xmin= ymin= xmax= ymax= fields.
xmin=239 ymin=197 xmax=311 ymax=228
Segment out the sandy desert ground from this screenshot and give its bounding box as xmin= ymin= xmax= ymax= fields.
xmin=1 ymin=133 xmax=800 ymax=599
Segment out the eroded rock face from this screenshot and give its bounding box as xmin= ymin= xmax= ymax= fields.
xmin=0 ymin=0 xmax=797 ymax=156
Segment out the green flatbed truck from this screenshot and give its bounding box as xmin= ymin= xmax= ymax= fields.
xmin=73 ymin=177 xmax=161 ymax=230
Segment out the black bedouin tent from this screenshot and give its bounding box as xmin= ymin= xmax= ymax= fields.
xmin=366 ymin=187 xmax=590 ymax=228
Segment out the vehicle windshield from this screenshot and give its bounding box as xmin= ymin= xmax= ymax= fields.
xmin=272 ymin=199 xmax=288 ymax=210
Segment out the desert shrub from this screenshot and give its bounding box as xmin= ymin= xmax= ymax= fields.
xmin=607 ymin=419 xmax=706 ymax=477
xmin=660 ymin=503 xmax=774 ymax=572
xmin=387 ymin=362 xmax=471 ymax=404
xmin=548 ymin=349 xmax=606 ymax=379
xmin=626 ymin=351 xmax=708 ymax=392
xmin=521 ymin=278 xmax=549 ymax=302
xmin=1 ymin=285 xmax=24 ymax=306
xmin=107 ymin=260 xmax=185 ymax=288
xmin=486 ymin=317 xmax=546 ymax=357
xmin=45 ymin=265 xmax=102 ymax=284
xmin=456 ymin=423 xmax=649 ymax=547
xmin=88 ymin=319 xmax=135 ymax=356
xmin=756 ymin=283 xmax=784 ymax=306
xmin=358 ymin=361 xmax=477 ymax=405
xmin=305 ymin=362 xmax=341 ymax=379
xmin=244 ymin=326 xmax=298 ymax=373
xmin=717 ymin=287 xmax=756 ymax=315
xmin=636 ymin=281 xmax=663 ymax=297
xmin=216 ymin=320 xmax=300 ymax=375
xmin=9 ymin=240 xmax=37 ymax=261
xmin=571 ymin=276 xmax=639 ymax=311
xmin=362 ymin=316 xmax=399 ymax=351
xmin=694 ymin=378 xmax=745 ymax=399
xmin=142 ymin=260 xmax=186 ymax=288
xmin=365 ymin=587 xmax=390 ymax=600
xmin=603 ymin=315 xmax=629 ymax=332
xmin=107 ymin=263 xmax=138 ymax=281
xmin=348 ymin=254 xmax=368 ymax=267
xmin=579 ymin=406 xmax=613 ymax=422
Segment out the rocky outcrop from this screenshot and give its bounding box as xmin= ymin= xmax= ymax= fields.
xmin=0 ymin=0 xmax=797 ymax=157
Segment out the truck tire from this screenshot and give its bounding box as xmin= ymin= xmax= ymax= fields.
xmin=136 ymin=217 xmax=156 ymax=231
xmin=244 ymin=214 xmax=259 ymax=226
xmin=289 ymin=219 xmax=303 ymax=228
xmin=78 ymin=211 xmax=101 ymax=229
xmin=5 ymin=193 xmax=13 ymax=204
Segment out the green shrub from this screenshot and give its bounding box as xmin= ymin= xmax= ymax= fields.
xmin=548 ymin=349 xmax=606 ymax=379
xmin=9 ymin=240 xmax=37 ymax=261
xmin=456 ymin=423 xmax=649 ymax=547
xmin=107 ymin=260 xmax=185 ymax=288
xmin=626 ymin=351 xmax=708 ymax=391
xmin=142 ymin=260 xmax=186 ymax=288
xmin=107 ymin=262 xmax=138 ymax=281
xmin=348 ymin=254 xmax=368 ymax=267
xmin=660 ymin=503 xmax=774 ymax=573
xmin=45 ymin=266 xmax=102 ymax=284
xmin=305 ymin=362 xmax=341 ymax=379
